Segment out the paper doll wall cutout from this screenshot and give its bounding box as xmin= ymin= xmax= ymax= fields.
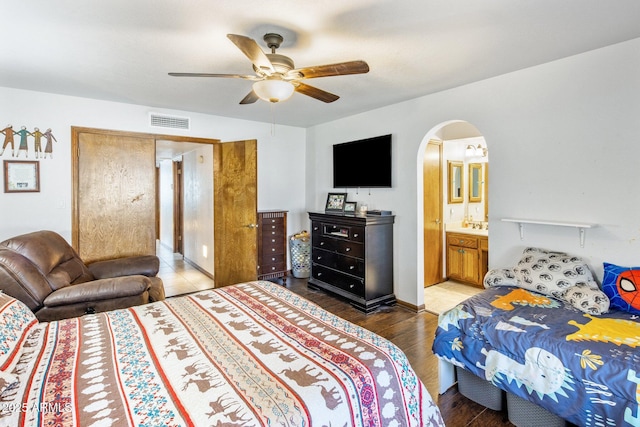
xmin=43 ymin=128 xmax=56 ymax=159
xmin=32 ymin=128 xmax=43 ymax=158
xmin=0 ymin=125 xmax=56 ymax=158
xmin=1 ymin=125 xmax=15 ymax=157
xmin=16 ymin=126 xmax=30 ymax=158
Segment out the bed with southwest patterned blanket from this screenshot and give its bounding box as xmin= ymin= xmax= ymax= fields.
xmin=0 ymin=280 xmax=443 ymax=426
xmin=433 ymin=248 xmax=640 ymax=427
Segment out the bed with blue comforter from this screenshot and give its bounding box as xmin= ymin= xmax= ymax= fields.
xmin=433 ymin=285 xmax=640 ymax=427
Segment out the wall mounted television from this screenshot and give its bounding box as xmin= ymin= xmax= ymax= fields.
xmin=333 ymin=134 xmax=392 ymax=188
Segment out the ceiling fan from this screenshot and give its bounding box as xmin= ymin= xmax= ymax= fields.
xmin=169 ymin=33 xmax=369 ymax=104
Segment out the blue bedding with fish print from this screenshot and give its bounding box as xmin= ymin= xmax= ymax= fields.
xmin=432 ymin=286 xmax=640 ymax=427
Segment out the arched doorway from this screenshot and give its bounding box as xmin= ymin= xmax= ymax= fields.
xmin=417 ymin=121 xmax=488 ymax=297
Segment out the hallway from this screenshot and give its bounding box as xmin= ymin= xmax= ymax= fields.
xmin=156 ymin=243 xmax=215 ymax=297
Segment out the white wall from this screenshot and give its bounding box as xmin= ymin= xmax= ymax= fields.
xmin=0 ymin=88 xmax=308 ymax=259
xmin=306 ymin=38 xmax=640 ymax=307
xmin=182 ymin=146 xmax=214 ymax=274
xmin=158 ymin=159 xmax=174 ymax=247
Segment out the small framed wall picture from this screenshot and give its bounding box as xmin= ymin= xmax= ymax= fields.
xmin=343 ymin=201 xmax=357 ymax=214
xmin=325 ymin=192 xmax=347 ymax=212
xmin=4 ymin=160 xmax=40 ymax=193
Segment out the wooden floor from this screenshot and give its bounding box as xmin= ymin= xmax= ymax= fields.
xmin=278 ymin=275 xmax=515 ymax=427
xmin=157 ymin=238 xmax=513 ymax=426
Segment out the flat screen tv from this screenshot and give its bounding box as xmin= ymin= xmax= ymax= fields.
xmin=333 ymin=134 xmax=392 ymax=188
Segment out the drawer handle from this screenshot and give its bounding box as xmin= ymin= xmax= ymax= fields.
xmin=320 ymin=242 xmax=324 ymax=246
xmin=271 ymin=225 xmax=276 ymax=229
xmin=459 ymin=240 xmax=464 ymax=244
xmin=345 ymin=247 xmax=351 ymax=252
xmin=271 ymin=267 xmax=276 ymax=270
xmin=349 ymin=266 xmax=355 ymax=270
xmin=314 ymin=227 xmax=319 ymax=231
xmin=317 ymin=272 xmax=322 ymax=277
xmin=271 ymin=239 xmax=276 ymax=243
xmin=271 ymin=257 xmax=276 ymax=261
xmin=317 ymin=256 xmax=322 ymax=260
xmin=353 ymin=233 xmax=359 ymax=238
xmin=350 ymin=284 xmax=355 ymax=289
xmin=271 ymin=248 xmax=276 ymax=252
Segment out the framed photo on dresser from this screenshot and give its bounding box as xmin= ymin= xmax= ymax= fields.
xmin=343 ymin=201 xmax=357 ymax=214
xmin=325 ymin=192 xmax=347 ymax=212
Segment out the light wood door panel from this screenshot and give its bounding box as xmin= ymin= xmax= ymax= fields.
xmin=213 ymin=139 xmax=258 ymax=287
xmin=75 ymin=130 xmax=156 ymax=262
xmin=423 ymin=140 xmax=443 ymax=287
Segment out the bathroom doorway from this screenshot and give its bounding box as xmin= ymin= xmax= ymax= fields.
xmin=421 ymin=121 xmax=488 ymax=289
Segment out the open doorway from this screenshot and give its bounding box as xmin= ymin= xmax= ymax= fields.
xmin=156 ymin=138 xmax=259 ymax=288
xmin=418 ymin=121 xmax=489 ymax=296
xmin=156 ymin=140 xmax=209 ymax=261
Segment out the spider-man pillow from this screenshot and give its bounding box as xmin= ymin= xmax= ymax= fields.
xmin=602 ymin=262 xmax=640 ymax=315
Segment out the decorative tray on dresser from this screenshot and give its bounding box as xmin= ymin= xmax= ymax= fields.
xmin=257 ymin=210 xmax=287 ymax=280
xmin=308 ymin=211 xmax=395 ymax=313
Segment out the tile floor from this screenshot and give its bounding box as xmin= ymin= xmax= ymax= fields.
xmin=156 ymin=243 xmax=216 ymax=297
xmin=424 ymin=280 xmax=484 ymax=315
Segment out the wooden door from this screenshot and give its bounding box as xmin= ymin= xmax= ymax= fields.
xmin=173 ymin=160 xmax=183 ymax=254
xmin=423 ymin=140 xmax=443 ymax=287
xmin=73 ymin=128 xmax=156 ymax=262
xmin=213 ymin=139 xmax=258 ymax=287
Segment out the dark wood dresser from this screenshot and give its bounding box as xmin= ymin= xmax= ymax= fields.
xmin=308 ymin=211 xmax=395 ymax=313
xmin=257 ymin=210 xmax=288 ymax=280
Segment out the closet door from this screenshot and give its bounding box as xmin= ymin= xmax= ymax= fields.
xmin=73 ymin=128 xmax=156 ymax=262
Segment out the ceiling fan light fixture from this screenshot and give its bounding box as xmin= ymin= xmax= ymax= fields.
xmin=253 ymin=79 xmax=294 ymax=103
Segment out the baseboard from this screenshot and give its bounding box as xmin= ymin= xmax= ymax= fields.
xmin=183 ymin=256 xmax=215 ymax=280
xmin=395 ymin=298 xmax=425 ymax=313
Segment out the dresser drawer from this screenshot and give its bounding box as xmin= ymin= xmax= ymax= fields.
xmin=312 ymin=248 xmax=364 ymax=277
xmin=261 ymin=233 xmax=285 ymax=250
xmin=447 ymin=234 xmax=478 ymax=249
xmin=260 ymin=260 xmax=286 ymax=274
xmin=314 ymin=235 xmax=364 ymax=258
xmin=261 ymin=224 xmax=285 ymax=238
xmin=321 ymin=223 xmax=364 ymax=243
xmin=311 ymin=264 xmax=365 ymax=297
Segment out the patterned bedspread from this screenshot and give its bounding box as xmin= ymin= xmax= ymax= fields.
xmin=432 ymin=286 xmax=640 ymax=427
xmin=1 ymin=281 xmax=443 ymax=426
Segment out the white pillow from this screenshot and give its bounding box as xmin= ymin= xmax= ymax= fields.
xmin=564 ymin=284 xmax=610 ymax=315
xmin=513 ymin=247 xmax=598 ymax=298
xmin=483 ymin=268 xmax=518 ymax=288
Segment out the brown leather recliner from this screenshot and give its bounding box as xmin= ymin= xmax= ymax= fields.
xmin=0 ymin=230 xmax=165 ymax=321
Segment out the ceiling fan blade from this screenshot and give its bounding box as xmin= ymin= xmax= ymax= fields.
xmin=168 ymin=72 xmax=258 ymax=80
xmin=227 ymin=34 xmax=274 ymax=75
xmin=291 ymin=60 xmax=369 ymax=79
xmin=239 ymin=90 xmax=259 ymax=104
xmin=293 ymin=82 xmax=340 ymax=103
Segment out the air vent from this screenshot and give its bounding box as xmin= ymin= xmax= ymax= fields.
xmin=149 ymin=113 xmax=190 ymax=130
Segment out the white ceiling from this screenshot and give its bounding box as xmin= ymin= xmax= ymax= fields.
xmin=3 ymin=0 xmax=640 ymax=128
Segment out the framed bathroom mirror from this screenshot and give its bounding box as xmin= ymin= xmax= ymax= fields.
xmin=469 ymin=163 xmax=482 ymax=202
xmin=448 ymin=161 xmax=463 ymax=203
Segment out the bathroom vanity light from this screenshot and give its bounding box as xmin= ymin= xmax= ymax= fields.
xmin=465 ymin=144 xmax=488 ymax=157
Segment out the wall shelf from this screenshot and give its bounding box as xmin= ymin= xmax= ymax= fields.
xmin=501 ymin=218 xmax=596 ymax=248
